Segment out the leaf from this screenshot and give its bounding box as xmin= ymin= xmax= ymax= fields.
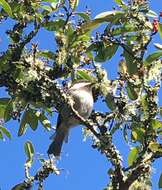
xmin=0 ymin=0 xmax=13 ymax=17
xmin=105 ymin=93 xmax=116 ymax=111
xmin=41 ymin=5 xmax=53 ymax=12
xmin=38 ymin=50 xmax=56 ymax=60
xmin=77 ymin=12 xmax=90 ymax=21
xmin=151 ymin=119 xmax=162 ymax=129
xmin=0 ymin=126 xmax=11 ymax=139
xmin=123 ymin=50 xmax=138 ymax=74
xmin=11 ymin=182 xmax=27 ymax=190
xmin=39 ymin=113 xmax=51 ymax=131
xmin=18 ymin=109 xmax=38 ymax=136
xmin=114 ymin=0 xmax=127 ymax=9
xmin=0 ymin=131 xmax=3 ymax=139
xmin=158 ymin=23 xmax=162 ymax=39
xmin=0 ymin=98 xmax=10 ymax=118
xmin=43 ymin=19 xmax=66 ymax=31
xmin=159 ymin=173 xmax=162 ymax=188
xmin=76 ymin=70 xmax=93 ymax=81
xmin=4 ymin=100 xmax=13 ymax=122
xmin=160 ymin=107 xmax=162 ymax=116
xmin=148 ymin=142 xmax=162 ymax=153
xmin=69 ymin=0 xmax=79 ymax=10
xmin=95 ymin=44 xmax=119 ymax=62
xmin=24 ymin=141 xmax=34 ymax=166
xmin=128 ymin=147 xmax=139 ymax=166
xmin=146 ymin=10 xmax=158 ymax=18
xmin=126 ymin=82 xmax=139 ymax=100
xmin=154 ymin=43 xmax=162 ymax=50
xmin=131 ymin=123 xmax=145 ymax=143
xmin=144 ymin=51 xmax=162 ymax=66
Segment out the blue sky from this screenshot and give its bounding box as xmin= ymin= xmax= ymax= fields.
xmin=0 ymin=0 xmax=162 ymax=190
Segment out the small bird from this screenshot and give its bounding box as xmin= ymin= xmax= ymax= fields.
xmin=47 ymin=80 xmax=94 ymax=157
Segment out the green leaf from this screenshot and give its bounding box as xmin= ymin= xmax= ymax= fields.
xmin=114 ymin=0 xmax=127 ymax=9
xmin=11 ymin=182 xmax=27 ymax=190
xmin=39 ymin=113 xmax=51 ymax=131
xmin=159 ymin=173 xmax=162 ymax=188
xmin=24 ymin=141 xmax=34 ymax=166
xmin=123 ymin=50 xmax=138 ymax=74
xmin=77 ymin=12 xmax=90 ymax=21
xmin=4 ymin=100 xmax=13 ymax=122
xmin=131 ymin=123 xmax=145 ymax=143
xmin=144 ymin=51 xmax=162 ymax=66
xmin=148 ymin=142 xmax=162 ymax=153
xmin=0 ymin=98 xmax=10 ymax=118
xmin=128 ymin=147 xmax=139 ymax=166
xmin=43 ymin=19 xmax=65 ymax=31
xmin=0 ymin=131 xmax=3 ymax=139
xmin=41 ymin=5 xmax=53 ymax=12
xmin=0 ymin=126 xmax=11 ymax=139
xmin=126 ymin=82 xmax=139 ymax=100
xmin=151 ymin=119 xmax=162 ymax=129
xmin=0 ymin=0 xmax=13 ymax=17
xmin=158 ymin=23 xmax=162 ymax=39
xmin=18 ymin=109 xmax=38 ymax=136
xmin=95 ymin=44 xmax=119 ymax=62
xmin=38 ymin=50 xmax=56 ymax=60
xmin=146 ymin=10 xmax=158 ymax=18
xmin=76 ymin=70 xmax=93 ymax=81
xmin=105 ymin=93 xmax=116 ymax=111
xmin=160 ymin=107 xmax=162 ymax=116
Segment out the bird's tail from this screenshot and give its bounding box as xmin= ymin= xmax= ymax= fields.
xmin=47 ymin=125 xmax=68 ymax=157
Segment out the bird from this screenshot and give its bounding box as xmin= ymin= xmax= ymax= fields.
xmin=47 ymin=80 xmax=94 ymax=157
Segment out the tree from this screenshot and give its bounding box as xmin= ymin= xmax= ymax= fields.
xmin=0 ymin=0 xmax=162 ymax=189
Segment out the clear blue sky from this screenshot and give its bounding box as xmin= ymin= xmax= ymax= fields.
xmin=0 ymin=0 xmax=162 ymax=190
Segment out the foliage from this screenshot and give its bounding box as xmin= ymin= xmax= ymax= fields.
xmin=0 ymin=0 xmax=162 ymax=189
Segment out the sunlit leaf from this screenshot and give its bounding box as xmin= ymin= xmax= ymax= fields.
xmin=0 ymin=0 xmax=13 ymax=17
xmin=154 ymin=43 xmax=162 ymax=50
xmin=144 ymin=51 xmax=162 ymax=66
xmin=39 ymin=113 xmax=51 ymax=131
xmin=128 ymin=147 xmax=139 ymax=166
xmin=151 ymin=119 xmax=162 ymax=129
xmin=38 ymin=50 xmax=56 ymax=60
xmin=0 ymin=98 xmax=10 ymax=118
xmin=24 ymin=141 xmax=34 ymax=166
xmin=76 ymin=70 xmax=93 ymax=81
xmin=0 ymin=126 xmax=11 ymax=139
xmin=77 ymin=12 xmax=90 ymax=21
xmin=158 ymin=23 xmax=162 ymax=39
xmin=146 ymin=10 xmax=158 ymax=18
xmin=148 ymin=142 xmax=162 ymax=153
xmin=69 ymin=0 xmax=79 ymax=10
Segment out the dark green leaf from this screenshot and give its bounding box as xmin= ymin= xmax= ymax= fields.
xmin=43 ymin=19 xmax=65 ymax=31
xmin=123 ymin=50 xmax=138 ymax=75
xmin=0 ymin=0 xmax=13 ymax=17
xmin=158 ymin=23 xmax=162 ymax=39
xmin=128 ymin=147 xmax=139 ymax=166
xmin=24 ymin=141 xmax=34 ymax=166
xmin=105 ymin=93 xmax=116 ymax=111
xmin=95 ymin=44 xmax=118 ymax=62
xmin=159 ymin=173 xmax=162 ymax=188
xmin=0 ymin=126 xmax=11 ymax=139
xmin=18 ymin=109 xmax=38 ymax=136
xmin=160 ymin=107 xmax=162 ymax=116
xmin=39 ymin=113 xmax=51 ymax=131
xmin=11 ymin=182 xmax=27 ymax=190
xmin=4 ymin=100 xmax=13 ymax=122
xmin=126 ymin=82 xmax=139 ymax=100
xmin=144 ymin=51 xmax=162 ymax=66
xmin=0 ymin=131 xmax=3 ymax=139
xmin=131 ymin=122 xmax=145 ymax=143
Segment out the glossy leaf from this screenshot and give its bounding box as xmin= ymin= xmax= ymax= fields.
xmin=154 ymin=43 xmax=162 ymax=50
xmin=144 ymin=51 xmax=162 ymax=66
xmin=126 ymin=82 xmax=139 ymax=100
xmin=0 ymin=126 xmax=11 ymax=139
xmin=148 ymin=142 xmax=162 ymax=153
xmin=69 ymin=0 xmax=79 ymax=10
xmin=43 ymin=19 xmax=65 ymax=31
xmin=128 ymin=147 xmax=139 ymax=166
xmin=76 ymin=70 xmax=93 ymax=81
xmin=24 ymin=141 xmax=34 ymax=166
xmin=158 ymin=23 xmax=162 ymax=39
xmin=146 ymin=10 xmax=158 ymax=18
xmin=114 ymin=0 xmax=127 ymax=8
xmin=39 ymin=113 xmax=51 ymax=131
xmin=123 ymin=50 xmax=138 ymax=74
xmin=0 ymin=98 xmax=10 ymax=118
xmin=131 ymin=123 xmax=145 ymax=143
xmin=0 ymin=0 xmax=13 ymax=17
xmin=38 ymin=50 xmax=56 ymax=60
xmin=159 ymin=173 xmax=162 ymax=188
